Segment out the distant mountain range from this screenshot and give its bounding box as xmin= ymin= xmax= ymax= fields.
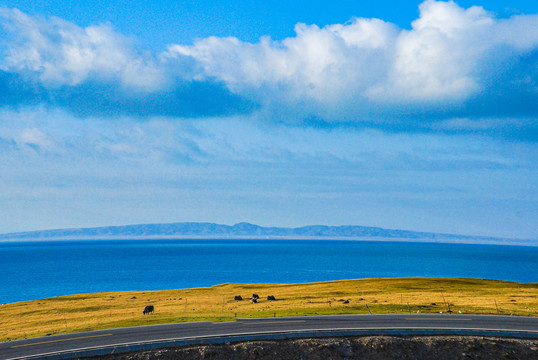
xmin=0 ymin=222 xmax=535 ymax=246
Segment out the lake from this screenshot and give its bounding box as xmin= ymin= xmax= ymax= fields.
xmin=1 ymin=239 xmax=537 ymax=304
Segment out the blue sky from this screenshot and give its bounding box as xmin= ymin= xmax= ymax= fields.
xmin=5 ymin=0 xmax=538 ymax=48
xmin=0 ymin=0 xmax=537 ymax=239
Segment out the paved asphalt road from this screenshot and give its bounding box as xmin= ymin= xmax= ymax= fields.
xmin=2 ymin=314 xmax=537 ymax=360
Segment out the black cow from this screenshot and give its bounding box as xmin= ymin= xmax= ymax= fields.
xmin=267 ymin=295 xmax=276 ymax=301
xmin=234 ymin=295 xmax=243 ymax=301
xmin=143 ymin=305 xmax=154 ymax=315
xmin=252 ymin=294 xmax=259 ymax=300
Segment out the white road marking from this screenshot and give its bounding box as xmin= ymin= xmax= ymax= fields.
xmin=5 ymin=326 xmax=538 ymax=360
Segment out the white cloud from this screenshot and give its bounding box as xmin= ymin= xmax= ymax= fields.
xmin=166 ymin=0 xmax=538 ymax=117
xmin=370 ymin=1 xmax=538 ymax=102
xmin=167 ymin=18 xmax=398 ymax=112
xmin=1 ymin=1 xmax=537 ymax=122
xmin=369 ymin=0 xmax=494 ymax=101
xmin=19 ymin=128 xmax=54 ymax=149
xmin=495 ymin=14 xmax=538 ymax=50
xmin=0 ymin=8 xmax=166 ymax=91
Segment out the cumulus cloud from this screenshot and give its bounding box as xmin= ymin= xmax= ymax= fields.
xmin=166 ymin=18 xmax=400 ymax=118
xmin=0 ymin=1 xmax=537 ymax=126
xmin=0 ymin=8 xmax=166 ymax=91
xmin=168 ymin=0 xmax=538 ymax=115
xmin=369 ymin=0 xmax=494 ymax=101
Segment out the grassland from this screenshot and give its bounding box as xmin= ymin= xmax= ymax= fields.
xmin=1 ymin=277 xmax=537 ymax=342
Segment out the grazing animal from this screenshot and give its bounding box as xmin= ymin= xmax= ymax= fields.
xmin=234 ymin=295 xmax=243 ymax=301
xmin=267 ymin=295 xmax=276 ymax=301
xmin=252 ymin=298 xmax=258 ymax=303
xmin=252 ymin=294 xmax=259 ymax=300
xmin=143 ymin=305 xmax=154 ymax=315
xmin=343 ymin=300 xmax=349 ymax=304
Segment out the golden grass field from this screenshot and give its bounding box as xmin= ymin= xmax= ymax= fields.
xmin=1 ymin=277 xmax=537 ymax=342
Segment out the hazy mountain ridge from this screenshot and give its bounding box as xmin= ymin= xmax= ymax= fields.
xmin=0 ymin=222 xmax=534 ymax=245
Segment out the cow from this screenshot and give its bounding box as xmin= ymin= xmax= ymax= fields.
xmin=267 ymin=295 xmax=276 ymax=301
xmin=143 ymin=305 xmax=154 ymax=315
xmin=252 ymin=294 xmax=259 ymax=300
xmin=234 ymin=295 xmax=243 ymax=301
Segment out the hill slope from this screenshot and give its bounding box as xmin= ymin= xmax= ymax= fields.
xmin=0 ymin=222 xmax=534 ymax=245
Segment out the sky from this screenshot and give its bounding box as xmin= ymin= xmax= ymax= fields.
xmin=0 ymin=0 xmax=536 ymax=239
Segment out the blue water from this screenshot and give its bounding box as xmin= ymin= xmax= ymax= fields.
xmin=0 ymin=240 xmax=536 ymax=304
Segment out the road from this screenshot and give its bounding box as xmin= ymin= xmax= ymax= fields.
xmin=2 ymin=314 xmax=537 ymax=360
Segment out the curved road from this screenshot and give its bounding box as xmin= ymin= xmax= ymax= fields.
xmin=2 ymin=314 xmax=537 ymax=360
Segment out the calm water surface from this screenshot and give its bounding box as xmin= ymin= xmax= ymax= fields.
xmin=0 ymin=240 xmax=536 ymax=304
